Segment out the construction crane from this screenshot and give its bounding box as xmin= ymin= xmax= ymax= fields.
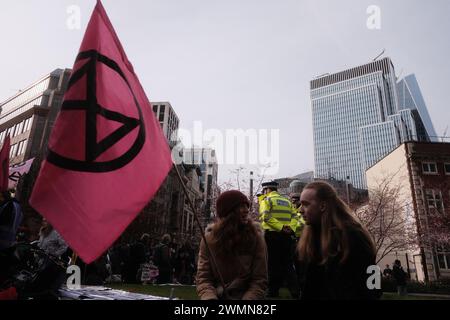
xmin=443 ymin=125 xmax=449 ymax=142
xmin=373 ymin=49 xmax=385 ymax=61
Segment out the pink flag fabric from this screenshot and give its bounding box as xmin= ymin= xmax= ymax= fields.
xmin=0 ymin=136 xmax=11 ymax=192
xmin=29 ymin=0 xmax=172 ymax=263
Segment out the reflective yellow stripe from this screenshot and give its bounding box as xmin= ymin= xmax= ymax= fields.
xmin=274 ymin=217 xmax=292 ymax=222
xmin=270 ymin=209 xmax=292 ymax=214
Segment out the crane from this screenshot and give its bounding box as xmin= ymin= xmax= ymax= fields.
xmin=442 ymin=125 xmax=449 ymax=142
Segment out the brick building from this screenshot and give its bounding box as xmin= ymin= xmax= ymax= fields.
xmin=367 ymin=141 xmax=450 ymax=281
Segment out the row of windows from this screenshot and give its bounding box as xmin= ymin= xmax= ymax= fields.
xmin=313 ymin=86 xmax=381 ymax=126
xmin=360 ymin=122 xmax=398 ymax=169
xmin=0 ymin=116 xmax=34 ymax=144
xmin=9 ymin=139 xmax=28 ymax=158
xmin=389 ymin=110 xmax=419 ymax=144
xmin=313 ymin=72 xmax=397 ymax=118
xmin=1 ymin=96 xmax=42 ymax=125
xmin=422 ymin=162 xmax=450 ymax=175
xmin=0 ymin=77 xmax=50 ymax=115
xmin=311 ymin=70 xmax=387 ymax=99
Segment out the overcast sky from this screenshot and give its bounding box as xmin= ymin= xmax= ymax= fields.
xmin=1 ymin=0 xmax=449 ymax=185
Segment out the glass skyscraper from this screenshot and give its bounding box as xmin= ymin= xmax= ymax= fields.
xmin=310 ymin=57 xmax=436 ymax=189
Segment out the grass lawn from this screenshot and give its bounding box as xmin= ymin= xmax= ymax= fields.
xmin=381 ymin=292 xmax=450 ymax=300
xmin=108 ymin=284 xmax=450 ymax=300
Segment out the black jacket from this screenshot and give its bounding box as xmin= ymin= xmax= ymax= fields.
xmin=299 ymin=229 xmax=381 ymax=300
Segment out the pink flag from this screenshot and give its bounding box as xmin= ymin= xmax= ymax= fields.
xmin=29 ymin=1 xmax=172 ymax=263
xmin=0 ymin=136 xmax=10 ymax=192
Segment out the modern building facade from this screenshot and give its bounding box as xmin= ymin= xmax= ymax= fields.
xmin=311 ymin=57 xmax=436 ymax=189
xmin=0 ymin=69 xmax=72 ymax=166
xmin=183 ymin=147 xmax=219 ymax=223
xmin=151 ymin=101 xmax=179 ymax=146
xmin=366 ymin=141 xmax=450 ymax=282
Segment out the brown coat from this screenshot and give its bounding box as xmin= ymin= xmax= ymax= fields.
xmin=196 ymin=222 xmax=268 ymax=300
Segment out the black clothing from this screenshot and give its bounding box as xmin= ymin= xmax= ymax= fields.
xmin=392 ymin=264 xmax=407 ymax=286
xmin=264 ymin=231 xmax=298 ymax=298
xmin=299 ymin=229 xmax=381 ymax=300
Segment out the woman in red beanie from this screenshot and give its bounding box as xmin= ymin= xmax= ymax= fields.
xmin=196 ymin=190 xmax=268 ymax=300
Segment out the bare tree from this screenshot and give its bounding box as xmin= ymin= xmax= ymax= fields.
xmin=216 ymin=164 xmax=274 ymax=219
xmin=354 ymin=175 xmax=418 ymax=264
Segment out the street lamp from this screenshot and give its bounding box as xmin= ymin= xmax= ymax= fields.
xmin=345 ymin=175 xmax=350 ymax=204
xmin=249 ymin=171 xmax=254 ymax=210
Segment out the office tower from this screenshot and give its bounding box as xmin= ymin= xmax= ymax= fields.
xmin=310 ymin=57 xmax=435 ymax=189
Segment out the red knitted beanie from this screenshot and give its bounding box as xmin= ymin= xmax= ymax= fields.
xmin=216 ymin=190 xmax=249 ymax=218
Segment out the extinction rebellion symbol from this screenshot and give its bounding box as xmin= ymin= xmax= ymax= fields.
xmin=47 ymin=50 xmax=146 ymax=172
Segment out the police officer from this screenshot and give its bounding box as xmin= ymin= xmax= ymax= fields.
xmin=258 ymin=181 xmax=299 ymax=298
xmin=290 ymin=193 xmax=305 ymax=240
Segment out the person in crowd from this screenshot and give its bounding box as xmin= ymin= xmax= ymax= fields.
xmin=175 ymin=240 xmax=196 ymax=285
xmin=153 ymin=234 xmax=173 ymax=284
xmin=392 ymin=259 xmax=408 ymax=296
xmin=128 ymin=234 xmax=151 ymax=283
xmin=297 ymin=181 xmax=381 ymax=300
xmin=0 ymin=190 xmax=23 ymax=251
xmin=258 ymin=181 xmax=299 ymax=298
xmin=196 ymin=190 xmax=268 ymax=300
xmin=383 ymin=264 xmax=393 ymax=278
xmin=37 ymin=219 xmax=68 ymax=259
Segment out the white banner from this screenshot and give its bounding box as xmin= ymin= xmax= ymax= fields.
xmin=8 ymin=158 xmax=34 ymax=189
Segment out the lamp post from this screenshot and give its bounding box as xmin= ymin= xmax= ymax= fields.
xmin=249 ymin=171 xmax=254 ymax=210
xmin=345 ymin=175 xmax=350 ymax=204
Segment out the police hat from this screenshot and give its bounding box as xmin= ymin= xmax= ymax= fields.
xmin=261 ymin=180 xmax=279 ymax=189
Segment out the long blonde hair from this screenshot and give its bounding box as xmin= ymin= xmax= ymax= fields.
xmin=297 ymin=181 xmax=375 ymax=265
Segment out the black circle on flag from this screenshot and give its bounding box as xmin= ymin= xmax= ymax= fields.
xmin=47 ymin=50 xmax=146 ymax=173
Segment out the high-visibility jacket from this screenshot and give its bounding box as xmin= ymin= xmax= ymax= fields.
xmin=258 ymin=191 xmax=297 ymax=232
xmin=292 ymin=207 xmax=305 ymax=238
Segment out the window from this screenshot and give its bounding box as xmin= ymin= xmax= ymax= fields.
xmin=11 ymin=124 xmax=17 ymax=137
xmin=445 ymin=163 xmax=450 ymax=175
xmin=23 ymin=119 xmax=29 ymax=132
xmin=425 ymin=189 xmax=444 ymax=212
xmin=26 ymin=117 xmax=34 ymax=131
xmin=10 ymin=144 xmax=18 ymax=158
xmin=422 ymin=162 xmax=437 ymax=174
xmin=17 ymin=121 xmax=24 ymax=135
xmin=17 ymin=140 xmax=27 ymax=156
xmin=152 ymin=105 xmax=158 ymax=113
xmin=159 ymin=111 xmax=165 ymax=122
xmin=436 ymin=246 xmax=450 ymax=270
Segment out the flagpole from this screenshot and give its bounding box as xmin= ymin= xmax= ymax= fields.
xmin=70 ymin=252 xmax=78 ymax=266
xmin=172 ymin=163 xmax=227 ymax=298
